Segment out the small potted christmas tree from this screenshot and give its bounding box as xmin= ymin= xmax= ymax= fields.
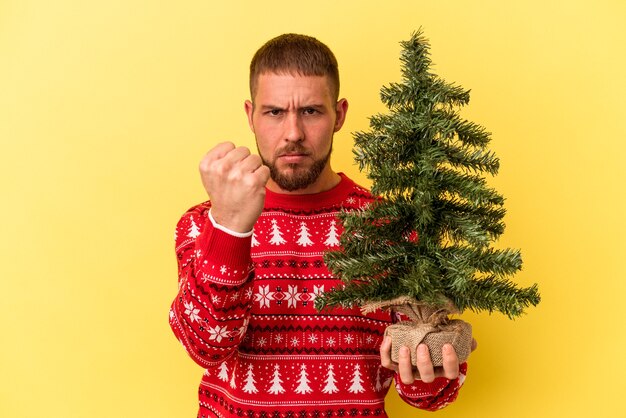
xmin=315 ymin=30 xmax=540 ymax=369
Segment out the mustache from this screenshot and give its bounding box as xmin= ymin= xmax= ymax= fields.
xmin=275 ymin=144 xmax=311 ymax=157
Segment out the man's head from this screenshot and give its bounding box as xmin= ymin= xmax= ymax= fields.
xmin=245 ymin=34 xmax=348 ymax=194
xmin=249 ymin=33 xmax=340 ymax=103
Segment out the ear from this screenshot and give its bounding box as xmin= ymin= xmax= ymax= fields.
xmin=333 ymin=98 xmax=349 ymax=132
xmin=244 ymin=100 xmax=255 ymax=132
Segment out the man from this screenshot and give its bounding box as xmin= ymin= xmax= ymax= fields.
xmin=169 ymin=33 xmax=469 ymax=418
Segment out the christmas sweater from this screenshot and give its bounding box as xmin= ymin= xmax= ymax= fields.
xmin=169 ymin=173 xmax=467 ymax=418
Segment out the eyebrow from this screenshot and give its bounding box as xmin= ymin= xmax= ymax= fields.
xmin=257 ymin=104 xmax=326 ymax=111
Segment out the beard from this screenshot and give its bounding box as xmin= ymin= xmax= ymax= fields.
xmin=259 ymin=142 xmax=332 ymax=192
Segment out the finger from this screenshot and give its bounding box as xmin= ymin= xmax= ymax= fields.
xmin=206 ymin=141 xmax=236 ymax=161
xmin=206 ymin=147 xmax=252 ymax=179
xmin=441 ymin=344 xmax=460 ymax=380
xmin=415 ymin=344 xmax=435 ymax=383
xmin=239 ymin=153 xmax=264 ymax=173
xmin=200 ymin=142 xmax=236 ymax=173
xmin=471 ymin=338 xmax=478 ymax=352
xmin=379 ymin=336 xmax=397 ymax=371
xmin=397 ymin=346 xmax=415 ymax=384
xmin=219 ymin=146 xmax=251 ymax=164
xmin=254 ymin=164 xmax=271 ymax=184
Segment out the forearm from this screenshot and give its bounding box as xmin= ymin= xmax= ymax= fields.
xmin=169 ymin=208 xmax=255 ymax=366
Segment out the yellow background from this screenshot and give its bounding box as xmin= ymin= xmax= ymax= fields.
xmin=1 ymin=1 xmax=625 ymax=417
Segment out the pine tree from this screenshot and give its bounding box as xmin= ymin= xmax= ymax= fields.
xmin=242 ymin=364 xmax=258 ymax=394
xmin=269 ymin=219 xmax=286 ymax=245
xmin=348 ymin=364 xmax=365 ymax=394
xmin=294 ymin=364 xmax=313 ymax=394
xmin=229 ymin=364 xmax=237 ymax=389
xmin=315 ymin=30 xmax=540 ymax=319
xmin=324 ymin=219 xmax=340 ymax=247
xmin=268 ymin=364 xmax=285 ymax=394
xmin=322 ymin=364 xmax=339 ymax=394
xmin=217 ymin=361 xmax=229 ymax=382
xmin=251 ymin=232 xmax=260 ymax=247
xmin=187 ymin=216 xmax=201 ymax=238
xmin=297 ymin=221 xmax=314 ymax=246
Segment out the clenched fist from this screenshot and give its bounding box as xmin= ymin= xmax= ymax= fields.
xmin=199 ymin=142 xmax=271 ymax=233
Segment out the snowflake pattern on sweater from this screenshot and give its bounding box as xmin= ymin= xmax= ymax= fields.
xmin=169 ymin=173 xmax=467 ymax=418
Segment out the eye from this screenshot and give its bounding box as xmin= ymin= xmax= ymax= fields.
xmin=303 ymin=108 xmax=318 ymax=115
xmin=269 ymin=109 xmax=282 ymax=116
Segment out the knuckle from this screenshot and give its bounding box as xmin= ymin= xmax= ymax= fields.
xmin=241 ymin=173 xmax=258 ymax=188
xmin=217 ymin=141 xmax=235 ymax=151
xmin=237 ymin=146 xmax=251 ymax=156
xmin=258 ymin=165 xmax=271 ymax=178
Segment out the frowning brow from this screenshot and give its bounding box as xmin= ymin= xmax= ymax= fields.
xmin=257 ymin=104 xmax=326 ymax=112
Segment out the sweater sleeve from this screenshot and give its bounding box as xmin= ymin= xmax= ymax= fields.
xmin=168 ymin=203 xmax=255 ymax=367
xmin=389 ymin=311 xmax=468 ymax=411
xmin=394 ymin=362 xmax=467 ymax=411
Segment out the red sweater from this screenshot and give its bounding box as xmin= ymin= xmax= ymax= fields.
xmin=169 ymin=173 xmax=467 ymax=418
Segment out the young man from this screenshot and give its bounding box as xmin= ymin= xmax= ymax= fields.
xmin=169 ymin=34 xmax=469 ymax=418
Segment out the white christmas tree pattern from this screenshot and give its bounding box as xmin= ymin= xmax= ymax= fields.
xmin=217 ymin=361 xmax=229 ymax=382
xmin=267 ymin=364 xmax=286 ymax=394
xmin=324 ymin=219 xmax=340 ymax=247
xmin=294 ymin=364 xmax=313 ymax=394
xmin=296 ymin=221 xmax=314 ymax=246
xmin=242 ymin=364 xmax=258 ymax=394
xmin=230 ymin=364 xmax=237 ymax=389
xmin=187 ymin=216 xmax=201 ymax=238
xmin=348 ymin=364 xmax=365 ymax=393
xmin=268 ymin=219 xmax=286 ymax=245
xmin=321 ymin=364 xmax=339 ymax=394
xmin=251 ymin=232 xmax=260 ymax=247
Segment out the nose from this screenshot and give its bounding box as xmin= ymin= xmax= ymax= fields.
xmin=284 ymin=112 xmax=304 ymax=142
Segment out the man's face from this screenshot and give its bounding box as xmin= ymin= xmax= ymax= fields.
xmin=245 ymin=73 xmax=348 ymax=193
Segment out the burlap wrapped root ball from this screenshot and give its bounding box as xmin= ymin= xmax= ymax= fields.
xmin=363 ymin=297 xmax=473 ymax=371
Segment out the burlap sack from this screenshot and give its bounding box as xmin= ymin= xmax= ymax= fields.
xmin=362 ymin=296 xmax=473 ymax=370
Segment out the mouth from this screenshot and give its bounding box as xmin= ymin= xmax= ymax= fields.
xmin=277 ymin=153 xmax=310 ymax=163
xmin=279 ymin=152 xmax=310 ymax=157
xmin=276 ymin=145 xmax=311 ymax=161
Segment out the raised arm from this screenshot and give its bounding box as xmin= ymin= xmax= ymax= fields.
xmin=168 ymin=142 xmax=269 ymax=367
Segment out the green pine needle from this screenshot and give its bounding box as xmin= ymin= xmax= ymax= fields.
xmin=315 ymin=29 xmax=540 ymax=318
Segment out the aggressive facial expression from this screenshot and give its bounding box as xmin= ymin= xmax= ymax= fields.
xmin=245 ymin=73 xmax=348 ymax=193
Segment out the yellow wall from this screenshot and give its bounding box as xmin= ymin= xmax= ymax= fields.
xmin=1 ymin=1 xmax=625 ymax=417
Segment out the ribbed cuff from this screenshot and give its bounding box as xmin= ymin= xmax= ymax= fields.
xmin=208 ymin=209 xmax=254 ymax=238
xmin=195 ymin=218 xmax=253 ymax=285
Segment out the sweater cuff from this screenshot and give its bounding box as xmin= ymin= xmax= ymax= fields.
xmin=195 ymin=216 xmax=253 ymax=286
xmin=208 ymin=209 xmax=254 ymax=238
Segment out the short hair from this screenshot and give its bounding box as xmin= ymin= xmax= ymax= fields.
xmin=249 ymin=33 xmax=340 ymax=102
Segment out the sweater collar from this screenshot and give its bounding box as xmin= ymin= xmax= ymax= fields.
xmin=264 ymin=173 xmax=355 ymax=210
